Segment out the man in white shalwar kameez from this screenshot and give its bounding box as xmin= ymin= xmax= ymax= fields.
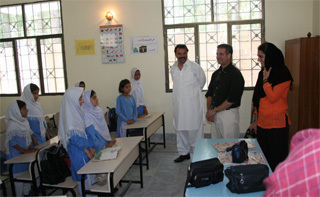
xmin=171 ymin=44 xmax=206 ymax=163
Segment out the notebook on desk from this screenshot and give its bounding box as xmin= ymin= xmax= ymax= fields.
xmin=93 ymin=147 xmax=121 ymax=161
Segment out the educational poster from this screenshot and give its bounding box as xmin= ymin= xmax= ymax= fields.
xmin=75 ymin=39 xmax=95 ymax=55
xmin=100 ymin=24 xmax=125 ymax=64
xmin=130 ymin=36 xmax=158 ymax=54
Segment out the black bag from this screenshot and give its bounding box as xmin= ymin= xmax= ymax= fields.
xmin=227 ymin=140 xmax=248 ymax=163
xmin=107 ymin=107 xmax=118 ymax=132
xmin=40 ymin=145 xmax=71 ymax=184
xmin=186 ymin=158 xmax=224 ymax=188
xmin=224 ymin=164 xmax=269 ymax=193
xmin=127 ymin=128 xmax=143 ymax=137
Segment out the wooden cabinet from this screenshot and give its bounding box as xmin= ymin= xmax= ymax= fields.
xmin=285 ymin=37 xmax=320 ymax=140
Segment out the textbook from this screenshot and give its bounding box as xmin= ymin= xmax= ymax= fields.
xmin=93 ymin=146 xmax=121 ymax=161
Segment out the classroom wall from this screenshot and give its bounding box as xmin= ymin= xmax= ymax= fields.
xmin=0 ymin=0 xmax=317 ymax=135
xmin=313 ymin=0 xmax=320 ymax=36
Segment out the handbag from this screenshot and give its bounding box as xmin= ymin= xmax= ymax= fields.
xmin=244 ymin=129 xmax=257 ymax=138
xmin=224 ymin=164 xmax=269 ymax=193
xmin=186 ymin=158 xmax=224 ymax=188
xmin=227 ymin=140 xmax=248 ymax=163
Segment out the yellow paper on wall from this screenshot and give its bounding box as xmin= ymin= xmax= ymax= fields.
xmin=75 ymin=39 xmax=95 ymax=55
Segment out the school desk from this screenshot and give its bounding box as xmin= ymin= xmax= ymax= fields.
xmin=4 ymin=136 xmax=59 ymax=196
xmin=125 ymin=112 xmax=166 ymax=169
xmin=77 ymin=136 xmax=144 ymax=196
xmin=185 ymin=138 xmax=273 ymax=197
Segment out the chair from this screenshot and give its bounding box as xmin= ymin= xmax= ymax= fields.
xmin=45 ymin=115 xmax=58 ymax=138
xmin=0 ymin=116 xmax=6 ymax=134
xmin=53 ymin=112 xmax=60 ymax=129
xmin=8 ymin=157 xmax=40 ymax=196
xmin=0 ymin=175 xmax=9 ymax=196
xmin=36 ymin=143 xmax=77 ymax=196
xmin=0 ymin=117 xmax=8 ymax=196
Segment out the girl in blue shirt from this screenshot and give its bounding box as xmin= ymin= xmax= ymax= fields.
xmin=21 ymin=83 xmax=49 ymax=145
xmin=5 ymin=100 xmax=38 ymax=196
xmin=116 ymin=79 xmax=138 ymax=137
xmin=58 ymin=87 xmax=95 ymax=195
xmin=83 ymin=90 xmax=116 ymax=152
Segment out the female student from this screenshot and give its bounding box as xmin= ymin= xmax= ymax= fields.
xmin=130 ymin=68 xmax=148 ymax=116
xmin=83 ymin=90 xmax=116 ymax=152
xmin=5 ymin=100 xmax=38 ymax=196
xmin=116 ymin=79 xmax=138 ymax=137
xmin=58 ymin=87 xmax=95 ymax=195
xmin=248 ymin=42 xmax=293 ymax=171
xmin=75 ymin=81 xmax=86 ymax=90
xmin=21 ymin=83 xmax=49 ymax=145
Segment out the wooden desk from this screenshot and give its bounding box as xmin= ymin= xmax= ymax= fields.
xmin=185 ymin=138 xmax=273 ymax=197
xmin=125 ymin=112 xmax=165 ymax=169
xmin=77 ymin=136 xmax=143 ymax=196
xmin=4 ymin=136 xmax=59 ymax=196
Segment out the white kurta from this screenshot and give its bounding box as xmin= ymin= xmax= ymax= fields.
xmin=171 ymin=59 xmax=206 ymax=131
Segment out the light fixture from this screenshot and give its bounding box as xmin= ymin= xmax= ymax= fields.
xmin=105 ymin=11 xmax=113 ymax=21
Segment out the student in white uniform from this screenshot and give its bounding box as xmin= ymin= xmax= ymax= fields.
xmin=5 ymin=100 xmax=38 ymax=196
xmin=75 ymin=81 xmax=86 ymax=90
xmin=171 ymin=44 xmax=206 ymax=163
xmin=130 ymin=67 xmax=148 ymax=117
xmin=58 ymin=87 xmax=95 ymax=196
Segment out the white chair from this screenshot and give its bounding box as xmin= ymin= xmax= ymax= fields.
xmin=8 ymin=156 xmax=40 ymax=196
xmin=53 ymin=112 xmax=60 ymax=129
xmin=0 ymin=175 xmax=9 ymax=196
xmin=45 ymin=115 xmax=57 ymax=138
xmin=0 ymin=116 xmax=6 ymax=134
xmin=36 ymin=143 xmax=77 ymax=196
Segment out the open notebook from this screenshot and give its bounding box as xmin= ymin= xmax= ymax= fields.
xmin=93 ymin=147 xmax=121 ymax=161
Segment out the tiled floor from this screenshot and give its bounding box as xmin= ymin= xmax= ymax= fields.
xmin=115 ymin=140 xmax=189 ymax=197
xmin=1 ymin=140 xmax=191 ymax=197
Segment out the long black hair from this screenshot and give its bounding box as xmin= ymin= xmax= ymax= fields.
xmin=252 ymin=42 xmax=293 ymax=111
xmin=258 ymin=42 xmax=293 ymax=88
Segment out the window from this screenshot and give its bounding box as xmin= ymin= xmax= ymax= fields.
xmin=163 ymin=0 xmax=265 ymax=91
xmin=0 ymin=0 xmax=66 ymax=95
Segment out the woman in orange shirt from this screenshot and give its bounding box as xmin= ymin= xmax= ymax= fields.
xmin=248 ymin=42 xmax=293 ymax=171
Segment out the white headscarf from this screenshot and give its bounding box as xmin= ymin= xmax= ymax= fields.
xmin=82 ymin=90 xmax=111 ymax=141
xmin=5 ymin=100 xmax=33 ymax=154
xmin=58 ymin=87 xmax=87 ymax=150
xmin=130 ymin=67 xmax=146 ymax=106
xmin=21 ymin=84 xmax=46 ymax=138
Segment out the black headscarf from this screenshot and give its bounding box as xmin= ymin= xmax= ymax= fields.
xmin=252 ymin=42 xmax=293 ymax=111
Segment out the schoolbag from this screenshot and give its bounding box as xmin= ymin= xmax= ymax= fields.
xmin=185 ymin=158 xmax=224 ymax=189
xmin=40 ymin=144 xmax=71 ymax=185
xmin=107 ymin=107 xmax=118 ymax=132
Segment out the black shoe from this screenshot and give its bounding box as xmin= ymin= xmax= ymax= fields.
xmin=174 ymin=154 xmax=190 ymax=163
xmin=141 ymin=147 xmax=146 ymax=152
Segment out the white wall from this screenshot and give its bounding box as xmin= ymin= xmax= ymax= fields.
xmin=313 ymin=0 xmax=320 ymax=35
xmin=0 ymin=0 xmax=317 ymax=135
xmin=265 ymin=0 xmax=315 ymax=50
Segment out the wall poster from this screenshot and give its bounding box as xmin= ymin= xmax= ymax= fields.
xmin=75 ymin=39 xmax=95 ymax=55
xmin=130 ymin=36 xmax=158 ymax=54
xmin=100 ymin=24 xmax=125 ymax=64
